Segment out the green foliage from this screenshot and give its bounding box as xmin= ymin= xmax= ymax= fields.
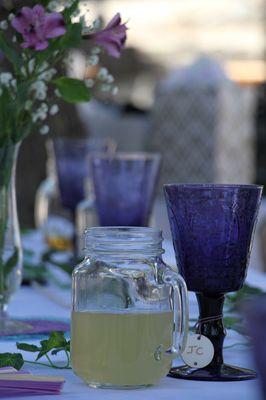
xmin=0 ymin=353 xmax=24 ymax=370
xmin=53 ymin=77 xmax=91 ymax=103
xmin=0 ymin=88 xmax=17 ymax=147
xmin=225 ymin=283 xmax=265 ymax=313
xmin=0 ymin=332 xmax=71 ymax=370
xmin=41 ymin=249 xmax=73 ymax=275
xmin=17 ymin=331 xmax=70 ymax=367
xmin=35 ymin=331 xmax=69 ymax=361
xmin=59 ymin=22 xmax=83 ymax=50
xmin=23 ymin=262 xmax=49 ymax=285
xmin=63 ymin=0 xmax=80 ymax=22
xmin=223 ymin=316 xmax=245 ymax=335
xmin=3 ymin=248 xmax=19 ymax=284
xmin=0 ymin=32 xmax=21 ymax=73
xmin=16 ymin=343 xmax=40 ymax=353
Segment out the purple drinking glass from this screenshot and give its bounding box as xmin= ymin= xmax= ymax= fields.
xmin=53 ymin=138 xmax=115 ymax=213
xmin=164 ymin=183 xmax=263 ymax=381
xmin=91 ymin=153 xmax=161 ymax=226
xmin=245 ymin=298 xmax=266 ymax=398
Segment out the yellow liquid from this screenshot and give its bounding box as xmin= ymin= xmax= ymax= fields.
xmin=71 ymin=310 xmax=173 ymax=387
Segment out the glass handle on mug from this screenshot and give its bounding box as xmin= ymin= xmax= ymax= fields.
xmin=165 ymin=271 xmax=189 ymax=357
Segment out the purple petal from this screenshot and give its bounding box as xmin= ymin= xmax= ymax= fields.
xmin=32 ymin=4 xmax=45 ymax=18
xmin=94 ymin=35 xmax=124 ymax=58
xmin=105 ymin=13 xmax=121 ymax=30
xmin=11 ymin=7 xmax=33 ymax=33
xmin=44 ymin=12 xmax=66 ymax=39
xmin=34 ymin=40 xmax=49 ymax=51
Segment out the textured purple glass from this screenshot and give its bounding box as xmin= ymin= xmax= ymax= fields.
xmin=246 ymin=298 xmax=266 ymax=397
xmin=164 ymin=184 xmax=262 ymax=294
xmin=53 ymin=138 xmax=115 ymax=212
xmin=164 ymin=183 xmax=263 ymax=382
xmin=91 ymin=153 xmax=161 ymax=226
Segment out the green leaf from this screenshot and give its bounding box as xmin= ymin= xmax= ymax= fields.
xmin=225 ymin=283 xmax=265 ymax=312
xmin=51 ymin=347 xmax=66 ymax=356
xmin=53 ymin=77 xmax=91 ymax=103
xmin=0 ymin=32 xmax=21 ymax=71
xmin=0 ymin=353 xmax=24 ymax=370
xmin=4 ymin=248 xmax=18 ymax=279
xmin=223 ymin=316 xmax=245 ymax=335
xmin=63 ymin=0 xmax=80 ymax=21
xmin=59 ymin=22 xmax=82 ymax=49
xmin=16 ymin=343 xmax=40 ymax=353
xmin=36 ymin=331 xmax=67 ymax=360
xmin=66 ymin=341 xmax=70 ymax=352
xmin=42 ymin=250 xmax=73 ymax=275
xmin=16 ymin=81 xmax=31 ymax=109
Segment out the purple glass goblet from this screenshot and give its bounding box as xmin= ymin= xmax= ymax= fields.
xmin=53 ymin=137 xmax=115 ymax=213
xmin=91 ymin=153 xmax=161 ymax=226
xmin=164 ymin=183 xmax=263 ymax=381
xmin=245 ymin=298 xmax=266 ymax=398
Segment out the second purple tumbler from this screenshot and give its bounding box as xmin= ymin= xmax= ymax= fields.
xmin=91 ymin=153 xmax=161 ymax=226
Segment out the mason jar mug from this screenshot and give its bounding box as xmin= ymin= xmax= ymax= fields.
xmin=71 ymin=227 xmax=189 ymax=389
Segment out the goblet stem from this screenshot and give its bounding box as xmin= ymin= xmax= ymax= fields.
xmin=168 ymin=291 xmax=257 ymax=381
xmin=196 ymin=293 xmax=226 ymax=369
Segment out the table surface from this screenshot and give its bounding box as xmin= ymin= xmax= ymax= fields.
xmin=0 ymin=239 xmax=265 ymax=400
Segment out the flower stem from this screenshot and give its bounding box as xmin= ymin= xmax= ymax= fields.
xmin=24 ymin=360 xmax=71 ymax=369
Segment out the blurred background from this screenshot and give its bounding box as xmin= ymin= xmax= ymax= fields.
xmin=18 ymin=0 xmax=266 ymax=268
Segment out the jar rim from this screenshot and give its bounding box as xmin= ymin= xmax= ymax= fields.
xmin=84 ymin=227 xmax=164 ymax=257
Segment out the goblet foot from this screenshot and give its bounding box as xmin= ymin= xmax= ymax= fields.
xmin=168 ymin=364 xmax=257 ymax=381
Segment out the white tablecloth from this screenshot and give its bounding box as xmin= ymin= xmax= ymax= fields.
xmin=1 ymin=237 xmax=265 ymax=400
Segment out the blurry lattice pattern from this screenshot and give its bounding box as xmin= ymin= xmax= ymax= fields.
xmin=150 ymin=84 xmax=256 ymax=187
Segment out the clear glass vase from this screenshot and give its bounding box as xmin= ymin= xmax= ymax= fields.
xmin=0 ymin=143 xmax=27 ymax=334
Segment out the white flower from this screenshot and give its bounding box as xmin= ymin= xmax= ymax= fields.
xmin=11 ymin=79 xmax=17 ymax=89
xmin=65 ymin=0 xmax=75 ymax=8
xmin=50 ymin=104 xmax=59 ymax=115
xmin=87 ymin=55 xmax=99 ymax=66
xmin=39 ymin=68 xmax=57 ymax=82
xmin=8 ymin=14 xmax=15 ymax=22
xmin=32 ymin=103 xmax=48 ymax=123
xmin=97 ymin=68 xmax=108 ymax=80
xmin=21 ymin=66 xmax=27 ymax=77
xmin=24 ymin=100 xmax=33 ymax=111
xmin=0 ymin=72 xmax=13 ymax=86
xmin=101 ymin=84 xmax=111 ymax=92
xmin=47 ymin=1 xmax=59 ymax=12
xmin=39 ymin=62 xmax=49 ymax=72
xmin=112 ymin=86 xmax=119 ymax=96
xmin=31 ymin=81 xmax=48 ymax=100
xmin=12 ymin=35 xmax=17 ymax=43
xmin=54 ymin=89 xmax=62 ymax=98
xmin=85 ymin=79 xmax=94 ymax=88
xmin=40 ymin=125 xmax=50 ymax=135
xmin=93 ymin=18 xmax=101 ymax=30
xmin=28 ymin=59 xmax=35 ymax=74
xmin=0 ymin=20 xmax=8 ymax=30
xmin=91 ymin=47 xmax=101 ymax=55
xmin=106 ymin=75 xmax=114 ymax=84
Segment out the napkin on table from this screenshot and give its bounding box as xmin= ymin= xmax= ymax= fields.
xmin=0 ymin=367 xmax=65 ymax=397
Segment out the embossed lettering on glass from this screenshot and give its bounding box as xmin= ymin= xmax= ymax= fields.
xmin=71 ymin=227 xmax=189 ymax=389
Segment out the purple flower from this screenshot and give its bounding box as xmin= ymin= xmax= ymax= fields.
xmin=11 ymin=5 xmax=66 ymax=51
xmin=86 ymin=13 xmax=127 ymax=58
